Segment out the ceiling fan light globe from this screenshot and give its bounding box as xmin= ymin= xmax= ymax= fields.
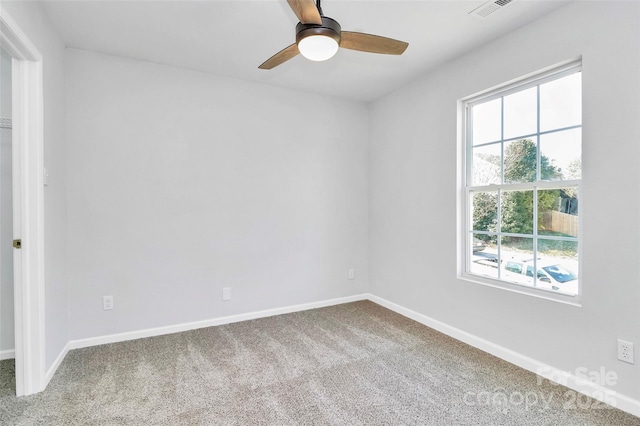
xmin=298 ymin=35 xmax=339 ymax=61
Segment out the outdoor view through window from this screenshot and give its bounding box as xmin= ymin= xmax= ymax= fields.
xmin=465 ymin=64 xmax=581 ymax=297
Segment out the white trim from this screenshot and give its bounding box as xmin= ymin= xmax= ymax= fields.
xmin=1 ymin=6 xmax=46 ymax=397
xmin=0 ymin=8 xmax=41 ymax=61
xmin=69 ymin=294 xmax=368 ymax=350
xmin=0 ymin=349 xmax=15 ymax=360
xmin=368 ymin=294 xmax=640 ymax=418
xmin=460 ymin=60 xmax=583 ymax=305
xmin=463 ymin=58 xmax=581 ymax=105
xmin=44 ymin=341 xmax=70 ymax=387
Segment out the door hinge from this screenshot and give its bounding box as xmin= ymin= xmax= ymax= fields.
xmin=13 ymin=239 xmax=21 ymax=249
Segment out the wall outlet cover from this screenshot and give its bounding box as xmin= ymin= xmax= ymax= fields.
xmin=103 ymin=295 xmax=113 ymax=311
xmin=222 ymin=287 xmax=231 ymax=301
xmin=618 ymin=339 xmax=634 ymax=364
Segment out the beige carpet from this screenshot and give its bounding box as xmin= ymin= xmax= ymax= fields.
xmin=1 ymin=301 xmax=639 ymax=425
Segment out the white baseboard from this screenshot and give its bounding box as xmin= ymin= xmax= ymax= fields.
xmin=69 ymin=293 xmax=369 ymax=350
xmin=368 ymin=294 xmax=640 ymax=418
xmin=45 ymin=341 xmax=71 ymax=388
xmin=0 ymin=348 xmax=15 ymax=360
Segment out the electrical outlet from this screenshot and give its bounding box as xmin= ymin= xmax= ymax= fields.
xmin=348 ymin=269 xmax=355 ymax=280
xmin=222 ymin=287 xmax=231 ymax=301
xmin=618 ymin=339 xmax=634 ymax=364
xmin=103 ymin=295 xmax=113 ymax=311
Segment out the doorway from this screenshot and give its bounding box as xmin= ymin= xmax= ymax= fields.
xmin=0 ymin=7 xmax=46 ymax=396
xmin=0 ymin=46 xmax=15 ymax=397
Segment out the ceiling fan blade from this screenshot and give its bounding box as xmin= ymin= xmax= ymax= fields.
xmin=258 ymin=43 xmax=300 ymax=70
xmin=340 ymin=32 xmax=408 ymax=55
xmin=287 ymin=0 xmax=322 ymax=25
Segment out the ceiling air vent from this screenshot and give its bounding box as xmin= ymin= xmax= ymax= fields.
xmin=469 ymin=0 xmax=514 ymax=19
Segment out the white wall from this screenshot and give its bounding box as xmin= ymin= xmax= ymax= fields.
xmin=1 ymin=1 xmax=69 ymax=370
xmin=369 ymin=0 xmax=640 ymax=401
xmin=0 ymin=47 xmax=14 ymax=356
xmin=65 ymin=49 xmax=369 ymax=340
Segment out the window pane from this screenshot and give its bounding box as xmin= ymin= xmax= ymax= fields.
xmin=504 ymin=87 xmax=537 ymax=140
xmin=500 ymin=236 xmax=534 ymax=286
xmin=540 ymin=72 xmax=581 ymax=132
xmin=465 ymin=66 xmax=581 ymax=297
xmin=539 ymin=238 xmax=578 ymax=260
xmin=471 ymin=191 xmax=497 ymax=232
xmin=538 ymin=239 xmax=578 ymax=295
xmin=540 ymin=128 xmax=581 ymax=180
xmin=501 ymin=190 xmax=533 ymax=235
xmin=469 ymin=233 xmax=498 ymax=279
xmin=472 ymin=98 xmax=501 ymax=145
xmin=538 ymin=188 xmax=578 ymax=237
xmin=504 ymin=139 xmax=537 ymax=183
xmin=472 ymin=143 xmax=501 ymax=185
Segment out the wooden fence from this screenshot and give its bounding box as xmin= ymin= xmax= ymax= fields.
xmin=541 ymin=210 xmax=578 ymax=237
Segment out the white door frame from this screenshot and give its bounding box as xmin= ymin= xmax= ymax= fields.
xmin=0 ymin=7 xmax=46 ymax=396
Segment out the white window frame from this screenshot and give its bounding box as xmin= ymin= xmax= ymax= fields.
xmin=459 ymin=59 xmax=582 ymax=304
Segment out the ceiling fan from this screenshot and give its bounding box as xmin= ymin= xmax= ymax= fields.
xmin=259 ymin=0 xmax=409 ymax=69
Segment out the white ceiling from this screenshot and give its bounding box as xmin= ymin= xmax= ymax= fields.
xmin=40 ymin=0 xmax=571 ymax=102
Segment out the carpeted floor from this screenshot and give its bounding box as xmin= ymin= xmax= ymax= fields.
xmin=1 ymin=301 xmax=639 ymax=425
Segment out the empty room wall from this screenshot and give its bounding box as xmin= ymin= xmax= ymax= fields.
xmin=369 ymin=1 xmax=640 ymax=401
xmin=65 ymin=49 xmax=369 ymax=340
xmin=1 ymin=0 xmax=69 ymax=372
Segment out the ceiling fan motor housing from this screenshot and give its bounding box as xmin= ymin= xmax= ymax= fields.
xmin=296 ymin=16 xmax=341 ymax=45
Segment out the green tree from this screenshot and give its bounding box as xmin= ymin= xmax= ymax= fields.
xmin=504 ymin=139 xmax=561 ymax=183
xmin=472 ymin=191 xmax=497 ymax=239
xmin=500 ymin=139 xmax=561 ymax=237
xmin=471 ymin=154 xmax=500 ymax=240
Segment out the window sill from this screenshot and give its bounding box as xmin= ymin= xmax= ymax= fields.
xmin=459 ymin=273 xmax=582 ymax=307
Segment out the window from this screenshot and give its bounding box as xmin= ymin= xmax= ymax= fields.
xmin=462 ymin=61 xmax=581 ymax=298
